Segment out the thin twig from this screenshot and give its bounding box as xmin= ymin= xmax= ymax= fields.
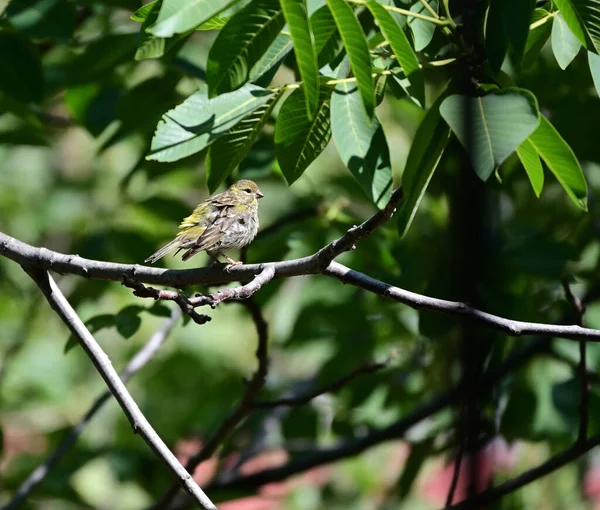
xmin=445 ymin=448 xmax=464 ymax=508
xmin=122 ymin=277 xmax=211 ymax=324
xmin=419 ymin=0 xmax=439 ymax=18
xmin=347 ymin=0 xmax=451 ymax=25
xmin=4 ymin=307 xmax=182 ymax=509
xmin=562 ymin=278 xmax=589 ymax=442
xmin=154 ymin=298 xmax=270 ymax=509
xmin=446 ymin=432 xmax=600 ymax=509
xmin=204 ymin=340 xmax=547 ymax=493
xmin=254 ymin=355 xmax=394 ymax=408
xmin=25 ymin=269 xmax=216 ymax=510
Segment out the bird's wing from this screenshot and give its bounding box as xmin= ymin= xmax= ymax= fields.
xmin=180 ymin=206 xmax=238 ymax=260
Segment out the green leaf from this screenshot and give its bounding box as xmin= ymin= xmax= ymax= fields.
xmin=275 ymin=84 xmax=332 ymax=184
xmin=527 ymin=115 xmax=588 ymax=210
xmin=326 ymin=0 xmax=375 ymax=118
xmin=207 ymin=0 xmax=285 ymax=95
xmin=331 ymin=82 xmax=392 ymax=208
xmin=0 ymin=31 xmax=43 ymax=103
xmin=134 ymin=0 xmax=185 ymax=61
xmin=196 ymin=14 xmax=231 ymax=30
xmin=114 ymin=307 xmax=143 ymax=339
xmin=551 ymin=12 xmax=582 ymax=69
xmin=148 ymin=84 xmax=274 ymax=162
xmin=367 ymin=1 xmax=424 ymax=108
xmin=408 ymin=0 xmax=437 ymax=51
xmin=553 ymin=0 xmax=600 ymax=53
xmin=522 ymin=8 xmax=553 ymax=69
xmin=485 ymin=0 xmax=508 ymax=73
xmin=206 ymin=89 xmax=283 ymax=191
xmin=516 ymin=138 xmax=544 ymax=197
xmin=148 ymin=0 xmax=236 ymax=37
xmin=439 ymin=88 xmax=540 ymax=181
xmin=502 ymin=0 xmax=535 ymax=62
xmin=397 ymin=94 xmax=450 ymax=238
xmin=249 ymin=33 xmax=293 ymax=83
xmin=312 ymin=5 xmax=342 ymax=67
xmin=281 ymin=0 xmax=320 ymax=117
xmin=588 ymin=50 xmax=600 ymax=97
xmin=131 ymin=0 xmax=158 ymax=21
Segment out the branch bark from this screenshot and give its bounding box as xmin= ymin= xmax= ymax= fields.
xmin=4 ymin=307 xmax=181 ymax=509
xmin=154 ymin=298 xmax=270 ymax=509
xmin=1 ymin=232 xmax=599 ymax=342
xmin=25 ymin=269 xmax=216 ymax=510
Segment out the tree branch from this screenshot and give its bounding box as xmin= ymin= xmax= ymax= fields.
xmin=1 ymin=233 xmax=599 ymax=342
xmin=154 ymin=298 xmax=270 ymax=509
xmin=4 ymin=307 xmax=182 ymax=509
xmin=204 ymin=339 xmax=547 ymax=493
xmin=562 ymin=278 xmax=589 ymax=442
xmin=25 ymin=269 xmax=216 ymax=510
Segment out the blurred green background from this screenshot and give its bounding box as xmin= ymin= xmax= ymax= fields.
xmin=2 ymin=1 xmax=600 ymax=509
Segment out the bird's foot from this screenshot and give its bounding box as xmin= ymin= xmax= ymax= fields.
xmin=223 ymin=256 xmax=243 ymax=272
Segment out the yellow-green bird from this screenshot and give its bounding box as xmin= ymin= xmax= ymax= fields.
xmin=145 ymin=179 xmax=264 ymax=266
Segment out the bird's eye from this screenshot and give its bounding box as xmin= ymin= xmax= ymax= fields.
xmin=244 ymin=188 xmax=252 ymax=193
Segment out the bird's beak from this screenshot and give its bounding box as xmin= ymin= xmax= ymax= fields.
xmin=257 ymin=190 xmax=265 ymax=199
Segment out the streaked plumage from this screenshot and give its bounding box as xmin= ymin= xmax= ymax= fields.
xmin=145 ymin=180 xmax=264 ymax=266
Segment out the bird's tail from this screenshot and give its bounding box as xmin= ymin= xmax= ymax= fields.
xmin=145 ymin=237 xmax=182 ymax=263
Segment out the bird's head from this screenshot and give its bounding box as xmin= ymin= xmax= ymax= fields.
xmin=229 ymin=179 xmax=265 ymax=205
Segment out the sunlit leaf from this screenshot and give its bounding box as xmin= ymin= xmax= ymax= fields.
xmin=148 ymin=84 xmax=274 ymax=162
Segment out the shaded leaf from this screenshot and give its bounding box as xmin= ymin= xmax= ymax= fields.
xmin=439 ymin=88 xmax=540 ymax=181
xmin=527 ymin=115 xmax=588 ymax=210
xmin=312 ymin=5 xmax=342 ymax=68
xmin=485 ymin=0 xmax=508 ymax=73
xmin=551 ymin=12 xmax=582 ymax=69
xmin=275 ymin=84 xmax=332 ymax=184
xmin=502 ymin=0 xmax=535 ymax=62
xmin=331 ymin=82 xmax=392 ymax=208
xmin=408 ymin=0 xmax=437 ymax=51
xmin=249 ymin=32 xmax=293 ymax=84
xmin=397 ymin=93 xmax=450 ymax=237
xmin=326 ymin=0 xmax=375 ymax=118
xmin=281 ymin=0 xmax=320 ymax=116
xmin=588 ymin=50 xmax=600 ymax=97
xmin=367 ymin=1 xmax=424 ymax=107
xmin=206 ymin=89 xmax=283 ymax=191
xmin=516 ymin=138 xmax=544 ymax=197
xmin=207 ymin=0 xmax=285 ymax=95
xmin=522 ymin=8 xmax=553 ymax=69
xmin=148 ymin=84 xmax=274 ymax=162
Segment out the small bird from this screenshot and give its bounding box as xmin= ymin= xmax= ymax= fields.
xmin=145 ymin=179 xmax=264 ymax=266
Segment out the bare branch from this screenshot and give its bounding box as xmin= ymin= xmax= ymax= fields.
xmin=122 ymin=277 xmax=211 ymax=325
xmin=562 ymin=278 xmax=590 ymax=442
xmin=25 ymin=269 xmax=216 ymax=510
xmin=324 ymin=262 xmax=600 ymax=341
xmin=4 ymin=307 xmax=181 ymax=510
xmin=2 ymin=230 xmax=599 ymax=342
xmin=254 ymin=354 xmax=394 ymax=408
xmin=154 ymin=298 xmax=270 ymax=509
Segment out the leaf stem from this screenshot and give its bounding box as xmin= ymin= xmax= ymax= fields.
xmin=530 ymin=10 xmax=558 ymax=30
xmin=441 ymin=0 xmax=457 ymax=29
xmin=419 ymin=0 xmax=439 ymax=18
xmin=346 ymin=0 xmax=450 ymax=26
